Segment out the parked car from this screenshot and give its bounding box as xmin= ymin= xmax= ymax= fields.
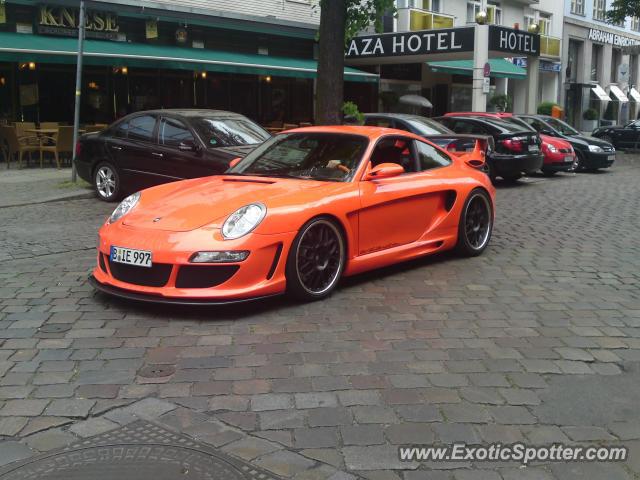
xmin=435 ymin=115 xmax=543 ymax=182
xmin=90 ymin=126 xmax=495 ymax=304
xmin=592 ymin=120 xmax=640 ymax=149
xmin=516 ymin=114 xmax=615 ymax=171
xmin=362 ymin=113 xmax=492 ymax=153
xmin=76 ymin=109 xmax=271 ymax=202
xmin=445 ymin=112 xmax=576 ymax=175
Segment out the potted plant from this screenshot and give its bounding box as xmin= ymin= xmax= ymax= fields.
xmin=342 ymin=101 xmax=364 ymax=125
xmin=488 ymin=94 xmax=512 ymax=112
xmin=537 ymin=101 xmax=560 ymax=116
xmin=582 ymin=108 xmax=599 ymax=132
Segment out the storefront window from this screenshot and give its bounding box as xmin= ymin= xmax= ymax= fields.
xmin=591 ymin=44 xmax=602 ymax=81
xmin=612 ymin=48 xmax=622 ymax=82
xmin=567 ymin=39 xmax=581 ymax=83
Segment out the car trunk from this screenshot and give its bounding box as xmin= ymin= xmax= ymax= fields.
xmin=494 ymin=131 xmax=540 ymax=155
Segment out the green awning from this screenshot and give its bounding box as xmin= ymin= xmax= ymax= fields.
xmin=0 ymin=32 xmax=378 ymax=83
xmin=427 ymin=58 xmax=526 ymax=79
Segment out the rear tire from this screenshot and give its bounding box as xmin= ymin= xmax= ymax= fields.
xmin=94 ymin=162 xmax=121 ymax=202
xmin=455 ymin=188 xmax=493 ymax=257
xmin=286 ymin=217 xmax=346 ymax=301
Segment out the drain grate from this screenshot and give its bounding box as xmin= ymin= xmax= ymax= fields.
xmin=138 ymin=365 xmax=176 ymax=378
xmin=0 ymin=421 xmax=281 ymax=480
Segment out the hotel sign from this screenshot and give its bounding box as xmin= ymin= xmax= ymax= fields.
xmin=489 ymin=25 xmax=539 ymax=57
xmin=588 ymin=28 xmax=640 ymax=47
xmin=345 ymin=27 xmax=475 ymax=59
xmin=37 ymin=5 xmax=119 ymax=40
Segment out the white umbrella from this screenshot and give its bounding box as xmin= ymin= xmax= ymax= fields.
xmin=399 ymin=94 xmax=433 ymax=109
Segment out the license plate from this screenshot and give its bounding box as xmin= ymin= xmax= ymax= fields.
xmin=607 ymin=155 xmax=615 ymax=161
xmin=110 ymin=246 xmax=152 ymax=268
xmin=529 ymin=144 xmax=539 ymax=152
xmin=565 ymin=156 xmax=574 ymax=163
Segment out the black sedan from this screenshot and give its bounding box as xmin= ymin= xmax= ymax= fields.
xmin=592 ymin=120 xmax=640 ymax=149
xmin=516 ymin=114 xmax=615 ymax=171
xmin=76 ymin=109 xmax=271 ymax=201
xmin=435 ymin=116 xmax=543 ymax=182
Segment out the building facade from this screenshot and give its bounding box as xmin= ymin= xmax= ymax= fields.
xmin=0 ymin=0 xmax=377 ymax=127
xmin=369 ymin=0 xmax=563 ymax=116
xmin=561 ymin=0 xmax=640 ymax=129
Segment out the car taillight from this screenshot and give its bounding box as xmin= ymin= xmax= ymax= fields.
xmin=75 ymin=141 xmax=82 ymax=158
xmin=499 ymin=136 xmax=525 ymax=153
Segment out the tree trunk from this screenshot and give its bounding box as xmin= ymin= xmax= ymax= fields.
xmin=315 ymin=0 xmax=346 ymax=125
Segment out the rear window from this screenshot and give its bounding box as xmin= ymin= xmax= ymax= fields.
xmin=477 ymin=118 xmax=527 ymax=133
xmin=405 ymin=117 xmax=452 ymax=135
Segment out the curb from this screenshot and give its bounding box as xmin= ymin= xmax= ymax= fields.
xmin=0 ymin=190 xmax=94 ymax=209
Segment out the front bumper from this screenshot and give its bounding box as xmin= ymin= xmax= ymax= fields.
xmin=581 ymin=151 xmax=615 ymax=169
xmin=92 ymin=222 xmax=294 ymax=302
xmin=490 ymin=152 xmax=544 ymax=176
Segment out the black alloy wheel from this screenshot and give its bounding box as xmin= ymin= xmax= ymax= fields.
xmin=286 ymin=218 xmax=345 ymax=301
xmin=456 ymin=188 xmax=493 ymax=257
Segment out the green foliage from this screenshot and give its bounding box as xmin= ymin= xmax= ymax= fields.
xmin=319 ymin=0 xmax=396 ymax=42
xmin=606 ymin=0 xmax=640 ymax=25
xmin=342 ymin=101 xmax=364 ymax=123
xmin=583 ymin=108 xmax=599 ymax=121
xmin=488 ymin=94 xmax=512 ymax=112
xmin=537 ymin=101 xmax=560 ymax=115
xmin=379 ymin=91 xmax=400 ymax=111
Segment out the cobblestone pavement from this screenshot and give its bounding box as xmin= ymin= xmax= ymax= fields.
xmin=1 ymin=160 xmax=640 ymax=480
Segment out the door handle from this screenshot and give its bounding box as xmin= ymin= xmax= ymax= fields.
xmin=110 ymin=145 xmax=122 ymax=151
xmin=152 ymin=152 xmax=164 ymax=158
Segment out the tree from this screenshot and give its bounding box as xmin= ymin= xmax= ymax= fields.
xmin=606 ymin=0 xmax=640 ymax=25
xmin=315 ymin=0 xmax=395 ymax=125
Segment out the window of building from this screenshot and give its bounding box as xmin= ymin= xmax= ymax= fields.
xmin=593 ymin=0 xmax=606 ymax=21
xmin=591 ymin=44 xmax=602 ymax=81
xmin=632 ymin=16 xmax=640 ymax=32
xmin=567 ymin=39 xmax=581 ymax=83
xmin=159 ymin=117 xmax=195 ymax=148
xmin=414 ymin=140 xmax=451 ymax=171
xmin=539 ymin=13 xmax=551 ymax=35
xmin=612 ymin=48 xmax=622 ymax=82
xmin=128 ymin=115 xmax=157 ymax=142
xmin=467 ymin=1 xmax=501 ymax=24
xmin=571 ymin=0 xmax=584 ymax=15
xmin=398 ymin=0 xmax=440 ymax=10
xmin=631 ymin=55 xmax=639 ymax=84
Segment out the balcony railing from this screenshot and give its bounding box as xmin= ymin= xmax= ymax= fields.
xmin=540 ymin=35 xmax=561 ymax=58
xmin=397 ymin=8 xmax=455 ymax=32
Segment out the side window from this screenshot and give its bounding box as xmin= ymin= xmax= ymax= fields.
xmin=159 ymin=117 xmax=195 ymax=148
xmin=114 ymin=121 xmax=129 ymax=139
xmin=364 ymin=117 xmax=394 ymax=128
xmin=370 ymin=136 xmax=418 ymax=173
xmin=453 ymin=121 xmax=485 ymax=135
xmin=414 ymin=140 xmax=452 ymax=171
xmin=128 ymin=115 xmax=157 ymax=142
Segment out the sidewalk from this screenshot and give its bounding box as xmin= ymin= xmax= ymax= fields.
xmin=0 ymin=166 xmax=94 ymax=208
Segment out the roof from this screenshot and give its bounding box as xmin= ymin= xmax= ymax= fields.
xmin=427 ymin=58 xmax=527 ymax=79
xmin=137 ymin=109 xmax=248 ymax=118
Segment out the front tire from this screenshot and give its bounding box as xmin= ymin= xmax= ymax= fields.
xmin=94 ymin=162 xmax=121 ymax=202
xmin=286 ymin=217 xmax=346 ymax=301
xmin=455 ymin=188 xmax=493 ymax=257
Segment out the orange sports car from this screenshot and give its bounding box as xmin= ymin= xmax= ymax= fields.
xmin=90 ymin=126 xmax=495 ymax=304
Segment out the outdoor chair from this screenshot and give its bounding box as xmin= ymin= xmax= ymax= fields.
xmin=14 ymin=122 xmax=38 ymax=145
xmin=40 ymin=122 xmax=60 ymax=145
xmin=0 ymin=126 xmax=40 ymax=169
xmin=40 ymin=125 xmax=73 ymax=169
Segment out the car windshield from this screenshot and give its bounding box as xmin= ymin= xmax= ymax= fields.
xmin=545 ymin=117 xmax=579 ymax=135
xmin=192 ymin=116 xmax=270 ymax=147
xmin=404 ymin=117 xmax=453 ymax=134
xmin=228 ymin=133 xmax=368 ymax=182
xmin=503 ymin=117 xmax=536 ymax=132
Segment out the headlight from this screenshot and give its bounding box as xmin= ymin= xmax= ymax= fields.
xmin=109 ymin=192 xmax=140 ymax=223
xmin=222 ymin=203 xmax=267 ymax=240
xmin=546 ymin=144 xmax=558 ymax=153
xmin=588 ymin=145 xmax=604 ymax=153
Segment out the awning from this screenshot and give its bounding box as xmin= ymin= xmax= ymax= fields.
xmin=609 ymin=84 xmax=629 ymax=102
xmin=629 ymin=87 xmax=640 ymax=102
xmin=0 ymin=32 xmax=377 ymax=83
xmin=591 ymin=84 xmax=610 ymax=102
xmin=427 ymin=58 xmax=527 ymax=79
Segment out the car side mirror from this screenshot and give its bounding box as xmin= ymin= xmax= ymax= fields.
xmin=364 ymin=163 xmax=405 ymax=180
xmin=178 ymin=141 xmax=198 ymax=152
xmin=229 ymin=157 xmax=242 ymax=168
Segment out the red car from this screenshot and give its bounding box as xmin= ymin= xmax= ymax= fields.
xmin=446 ymin=112 xmax=576 ymax=175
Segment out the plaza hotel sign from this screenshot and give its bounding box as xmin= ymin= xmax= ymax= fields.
xmin=346 ymin=25 xmax=539 ymax=60
xmin=37 ymin=5 xmax=119 ymax=39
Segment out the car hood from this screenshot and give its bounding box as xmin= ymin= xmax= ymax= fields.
xmin=540 ymin=134 xmax=572 ymax=149
xmin=122 ymin=175 xmax=342 ymax=232
xmin=566 ymin=134 xmax=613 ymax=149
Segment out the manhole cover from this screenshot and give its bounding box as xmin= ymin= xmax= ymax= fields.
xmin=138 ymin=365 xmax=176 ymax=378
xmin=37 ymin=324 xmax=72 ymax=334
xmin=0 ymin=421 xmax=280 ymax=480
